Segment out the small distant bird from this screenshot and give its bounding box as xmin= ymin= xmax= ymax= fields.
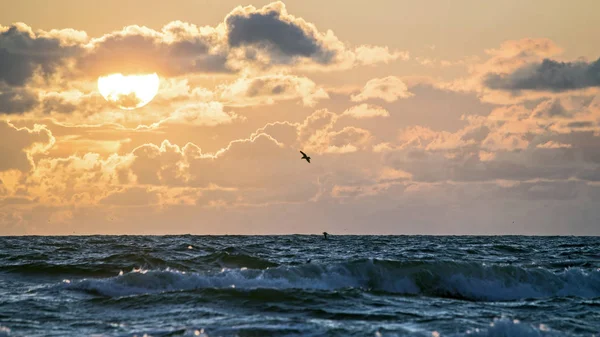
xmin=323 ymin=232 xmax=329 ymax=240
xmin=300 ymin=151 xmax=311 ymax=163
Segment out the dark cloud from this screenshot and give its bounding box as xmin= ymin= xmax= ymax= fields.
xmin=551 ymin=132 xmax=600 ymax=164
xmin=460 ymin=125 xmax=490 ymax=143
xmin=0 ymin=85 xmax=38 ymax=114
xmin=247 ymin=78 xmax=290 ymax=97
xmin=0 ymin=25 xmax=79 ymax=86
xmin=484 ymin=57 xmax=600 ymax=92
xmin=226 ymin=4 xmax=335 ymax=64
xmin=40 ymin=96 xmax=76 ymax=114
xmin=532 ymin=99 xmax=570 ymax=119
xmin=567 ymin=121 xmax=594 ymax=129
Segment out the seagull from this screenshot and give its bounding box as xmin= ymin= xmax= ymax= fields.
xmin=300 ymin=151 xmax=311 ymax=163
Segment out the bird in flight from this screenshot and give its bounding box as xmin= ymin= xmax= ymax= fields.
xmin=300 ymin=151 xmax=311 ymax=163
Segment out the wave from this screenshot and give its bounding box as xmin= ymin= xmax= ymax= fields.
xmin=66 ymin=259 xmax=600 ymax=301
xmin=491 ymin=244 xmax=528 ymax=254
xmin=194 ymin=251 xmax=278 ymax=270
xmin=1 ymin=251 xmax=278 ymax=278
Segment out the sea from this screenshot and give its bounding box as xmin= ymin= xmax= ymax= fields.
xmin=0 ymin=235 xmax=599 ymax=337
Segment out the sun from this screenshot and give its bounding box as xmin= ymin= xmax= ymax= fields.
xmin=97 ymin=73 xmax=160 ymax=110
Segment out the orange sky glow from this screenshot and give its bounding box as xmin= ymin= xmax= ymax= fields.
xmin=1 ymin=1 xmax=599 ymax=235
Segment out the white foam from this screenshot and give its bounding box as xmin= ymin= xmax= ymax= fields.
xmin=0 ymin=326 xmax=11 ymax=337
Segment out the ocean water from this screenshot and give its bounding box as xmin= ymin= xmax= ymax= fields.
xmin=0 ymin=236 xmax=599 ymax=337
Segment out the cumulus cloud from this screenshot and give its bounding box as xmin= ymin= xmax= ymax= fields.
xmin=484 ymin=57 xmax=600 ymax=92
xmin=351 ymin=76 xmax=414 ymax=102
xmin=326 ymin=127 xmax=372 ymax=153
xmin=0 ymin=24 xmax=80 ymax=86
xmin=225 ymin=2 xmax=335 ymax=64
xmin=223 ymin=2 xmax=407 ymax=70
xmin=22 ymin=152 xmax=133 ymax=205
xmin=296 ymin=109 xmax=373 ymax=153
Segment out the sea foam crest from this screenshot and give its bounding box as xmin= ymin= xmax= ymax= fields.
xmin=67 ymin=259 xmax=600 ymax=301
xmin=0 ymin=326 xmax=11 ymax=337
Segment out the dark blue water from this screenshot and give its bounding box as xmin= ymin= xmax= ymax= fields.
xmin=0 ymin=236 xmax=599 ymax=337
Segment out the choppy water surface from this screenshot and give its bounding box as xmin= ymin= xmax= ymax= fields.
xmin=0 ymin=235 xmax=599 ymax=336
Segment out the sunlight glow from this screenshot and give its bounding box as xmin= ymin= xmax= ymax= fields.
xmin=97 ymin=73 xmax=160 ymax=110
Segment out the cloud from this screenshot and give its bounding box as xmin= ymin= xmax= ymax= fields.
xmin=218 ymin=73 xmax=328 ymax=107
xmin=100 ymin=187 xmax=159 ymax=206
xmin=296 ymin=109 xmax=374 ymax=153
xmin=159 ymin=102 xmax=242 ymax=126
xmin=225 ymin=2 xmax=335 ymax=64
xmin=223 ymin=2 xmax=408 ymax=71
xmin=78 ymin=22 xmax=229 ymax=78
xmin=126 ymin=132 xmax=322 ymax=207
xmin=0 ymin=84 xmax=38 ymax=114
xmin=351 ymin=76 xmax=414 ymax=102
xmin=342 ymin=104 xmax=389 ymax=119
xmin=22 ymin=152 xmax=134 ymax=205
xmin=130 ymin=140 xmax=194 ymax=186
xmin=0 ymin=24 xmax=80 ymax=86
xmin=39 ymin=94 xmax=77 ymax=114
xmin=374 ymin=95 xmax=600 ymax=185
xmin=326 ymin=127 xmax=372 ymax=153
xmin=484 ymin=57 xmax=600 ymax=92
xmin=537 ymin=141 xmax=572 ymax=149
xmin=476 ymin=38 xmax=563 ymax=75
xmin=435 ymin=38 xmax=569 ymax=103
xmin=0 ymin=121 xmax=55 ymax=172
xmin=250 ymin=121 xmax=299 ymax=146
xmin=353 ymin=45 xmax=409 ymax=65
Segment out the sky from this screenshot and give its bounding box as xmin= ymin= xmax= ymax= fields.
xmin=1 ymin=1 xmax=599 ymax=235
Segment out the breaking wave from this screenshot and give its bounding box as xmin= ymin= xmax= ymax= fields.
xmin=67 ymin=259 xmax=600 ymax=301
